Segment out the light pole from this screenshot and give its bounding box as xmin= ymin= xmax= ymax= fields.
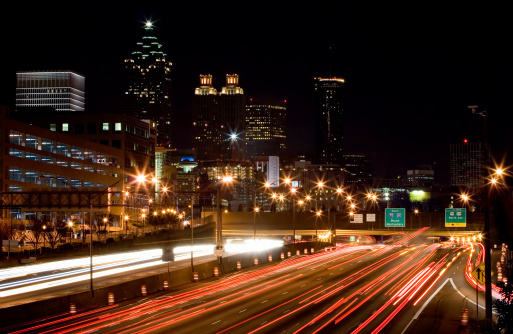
xmin=253 ymin=206 xmax=260 ymax=240
xmin=42 ymin=225 xmax=46 ymax=253
xmin=215 ymin=176 xmax=233 ymax=263
xmin=68 ymin=221 xmax=73 ymax=244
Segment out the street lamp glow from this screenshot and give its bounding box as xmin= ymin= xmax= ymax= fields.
xmin=316 ymin=210 xmax=322 ymax=216
xmin=414 ymin=209 xmax=419 ymax=214
xmin=151 ymin=176 xmax=159 ymax=183
xmin=337 ymin=188 xmax=343 ymax=194
xmin=254 ymin=207 xmax=260 ymax=212
xmin=347 ymin=195 xmax=352 ymax=201
xmin=284 ymin=178 xmax=291 ymax=185
xmin=230 ymin=133 xmax=237 ymax=141
xmin=264 ymin=181 xmax=271 ymax=188
xmin=136 ymin=174 xmax=147 ymax=183
xmin=290 ymin=187 xmax=297 ymax=194
xmin=317 ymin=181 xmax=324 ymax=188
xmin=222 ymin=176 xmax=233 ymax=183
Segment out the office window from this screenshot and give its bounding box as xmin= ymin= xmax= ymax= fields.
xmin=50 ymin=124 xmax=57 ymax=131
xmin=26 ymin=152 xmax=40 ymax=161
xmin=71 ymin=146 xmax=83 ymax=160
xmin=75 ymin=123 xmax=85 ymax=134
xmin=25 ymin=170 xmax=38 ymax=183
xmin=26 ymin=135 xmax=39 ymax=149
xmin=62 ymin=123 xmax=69 ymax=131
xmin=9 ymin=168 xmax=23 ymax=181
xmin=102 ymin=123 xmax=109 ymax=131
xmin=42 ymin=156 xmax=55 ymax=164
xmin=9 ymin=148 xmax=24 ymax=158
xmin=115 ymin=122 xmax=122 ymax=131
xmin=56 ymin=143 xmax=70 ymax=156
xmin=56 ymin=159 xmax=69 ymax=167
xmin=71 ymin=179 xmax=82 ymax=188
xmin=112 ymin=140 xmax=121 ymax=148
xmin=9 ymin=130 xmax=23 ymax=145
xmin=87 ymin=123 xmax=97 ymax=134
xmin=42 ymin=139 xmax=54 ymax=153
xmin=71 ymin=162 xmax=83 ymax=170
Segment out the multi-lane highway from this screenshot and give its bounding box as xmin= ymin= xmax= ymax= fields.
xmin=3 ymin=231 xmax=485 ymax=334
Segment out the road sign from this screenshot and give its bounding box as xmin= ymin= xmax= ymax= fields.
xmin=445 ymin=208 xmax=466 ymax=227
xmin=351 ymin=214 xmax=363 ymax=223
xmin=472 ymin=263 xmax=485 ymax=285
xmin=385 ymin=208 xmax=405 ymax=227
xmin=350 ymin=236 xmax=355 ymax=242
xmin=366 ymin=213 xmax=376 ymax=222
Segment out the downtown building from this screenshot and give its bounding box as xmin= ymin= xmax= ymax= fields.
xmin=246 ymin=101 xmax=286 ymax=160
xmin=192 ymin=74 xmax=246 ymax=162
xmin=16 ymin=71 xmax=85 ymax=112
xmin=313 ymin=77 xmax=345 ymax=165
xmin=450 ymin=141 xmax=486 ymax=193
xmin=124 ymin=21 xmax=173 ymax=147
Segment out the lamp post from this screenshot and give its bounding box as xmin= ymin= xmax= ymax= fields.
xmin=253 ymin=206 xmax=260 ymax=240
xmin=42 ymin=225 xmax=47 ymax=252
xmin=68 ymin=221 xmax=73 ymax=244
xmin=215 ymin=176 xmax=233 ymax=262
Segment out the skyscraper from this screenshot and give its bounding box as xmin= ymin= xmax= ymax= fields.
xmin=246 ymin=101 xmax=286 ymax=159
xmin=313 ymin=77 xmax=345 ymax=165
xmin=16 ymin=71 xmax=85 ymax=112
xmin=450 ymin=141 xmax=486 ymax=192
xmin=124 ymin=21 xmax=173 ymax=147
xmin=192 ymin=74 xmax=246 ymax=161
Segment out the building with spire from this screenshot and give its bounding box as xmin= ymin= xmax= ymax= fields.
xmin=124 ymin=21 xmax=173 ymax=148
xmin=192 ymin=74 xmax=246 ymax=161
xmin=313 ymin=77 xmax=345 ymax=165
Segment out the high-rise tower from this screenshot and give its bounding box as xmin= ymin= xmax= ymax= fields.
xmin=450 ymin=140 xmax=486 ymax=192
xmin=313 ymin=77 xmax=345 ymax=165
xmin=192 ymin=74 xmax=246 ymax=161
xmin=124 ymin=21 xmax=173 ymax=147
xmin=16 ymin=71 xmax=85 ymax=112
xmin=246 ymin=101 xmax=286 ymax=159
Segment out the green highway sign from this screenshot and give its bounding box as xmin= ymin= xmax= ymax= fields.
xmin=350 ymin=236 xmax=355 ymax=242
xmin=445 ymin=208 xmax=466 ymax=227
xmin=385 ymin=208 xmax=405 ymax=227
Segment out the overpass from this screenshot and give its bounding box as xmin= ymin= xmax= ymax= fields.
xmin=214 ymin=211 xmax=484 ymax=239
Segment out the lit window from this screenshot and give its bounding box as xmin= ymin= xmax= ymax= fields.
xmin=50 ymin=124 xmax=57 ymax=131
xmin=115 ymin=123 xmax=122 ymax=131
xmin=62 ymin=123 xmax=69 ymax=131
xmin=103 ymin=123 xmax=109 ymax=131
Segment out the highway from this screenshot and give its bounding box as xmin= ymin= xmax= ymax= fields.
xmin=3 ymin=231 xmax=481 ymax=334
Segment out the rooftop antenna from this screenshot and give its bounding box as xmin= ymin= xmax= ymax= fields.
xmin=329 ymin=46 xmax=332 ymax=79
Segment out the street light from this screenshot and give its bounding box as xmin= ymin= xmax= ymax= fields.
xmin=42 ymin=225 xmax=47 ymax=252
xmin=253 ymin=206 xmax=260 ymax=240
xmin=215 ymin=176 xmax=234 ymax=261
xmin=67 ymin=221 xmax=73 ymax=244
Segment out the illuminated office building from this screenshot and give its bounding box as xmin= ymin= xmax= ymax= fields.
xmin=246 ymin=102 xmax=286 ymax=159
xmin=314 ymin=77 xmax=345 ymax=165
xmin=450 ymin=141 xmax=486 ymax=192
xmin=124 ymin=21 xmax=173 ymax=147
xmin=16 ymin=71 xmax=85 ymax=112
xmin=193 ymin=74 xmax=246 ymax=161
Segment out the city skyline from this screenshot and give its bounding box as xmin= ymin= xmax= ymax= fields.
xmin=1 ymin=3 xmax=510 ymax=184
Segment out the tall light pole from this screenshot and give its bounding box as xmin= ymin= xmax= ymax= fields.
xmin=253 ymin=206 xmax=260 ymax=240
xmin=215 ymin=176 xmax=233 ymax=263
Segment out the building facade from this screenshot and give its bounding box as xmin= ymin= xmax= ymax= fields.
xmin=450 ymin=141 xmax=486 ymax=193
xmin=314 ymin=77 xmax=345 ymax=165
xmin=193 ymin=74 xmax=246 ymax=161
xmin=124 ymin=21 xmax=173 ymax=147
xmin=344 ymin=154 xmax=373 ymax=186
xmin=1 ymin=106 xmax=125 ymax=225
xmin=16 ymin=71 xmax=85 ymax=112
xmin=246 ymin=102 xmax=286 ymax=159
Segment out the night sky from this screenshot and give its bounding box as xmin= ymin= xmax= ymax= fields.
xmin=1 ymin=3 xmax=510 ymax=185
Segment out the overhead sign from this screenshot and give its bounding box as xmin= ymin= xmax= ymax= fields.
xmin=445 ymin=208 xmax=466 ymax=227
xmin=366 ymin=213 xmax=376 ymax=222
xmin=472 ymin=263 xmax=485 ymax=285
xmin=351 ymin=214 xmax=363 ymax=223
xmin=350 ymin=236 xmax=355 ymax=242
xmin=385 ymin=208 xmax=405 ymax=227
